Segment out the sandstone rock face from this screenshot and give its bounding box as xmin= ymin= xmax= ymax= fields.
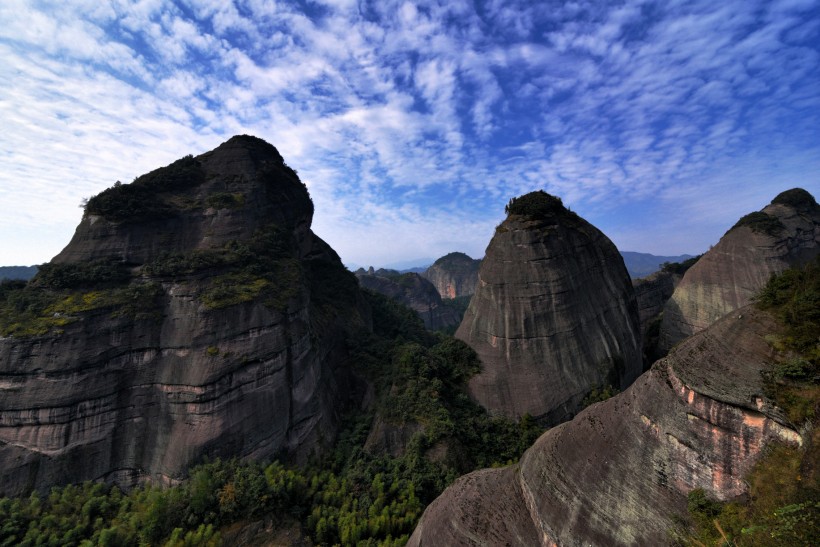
xmin=633 ymin=270 xmax=681 ymax=335
xmin=409 ymin=306 xmax=802 ymax=546
xmin=422 ymin=252 xmax=481 ymax=298
xmin=633 ymin=269 xmax=685 ymax=366
xmin=455 ymin=192 xmax=642 ymax=424
xmin=0 ymin=136 xmax=368 ymax=496
xmin=659 ymin=188 xmax=819 ymax=351
xmin=355 ymin=272 xmax=460 ymax=331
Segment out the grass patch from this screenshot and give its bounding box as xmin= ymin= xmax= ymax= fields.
xmin=200 ymin=273 xmax=272 ymax=310
xmin=731 ymin=212 xmax=785 ymax=237
xmin=0 ymin=281 xmax=163 ymax=337
xmin=205 ymin=192 xmax=245 ymax=210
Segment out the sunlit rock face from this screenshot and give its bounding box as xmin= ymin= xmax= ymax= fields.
xmin=422 ymin=252 xmax=481 ymax=299
xmin=0 ymin=136 xmax=369 ymax=496
xmin=409 ymin=306 xmax=801 ymax=546
xmin=355 ymin=272 xmax=460 ymax=330
xmin=659 ymin=188 xmax=819 ymax=352
xmin=455 ymin=191 xmax=642 ymax=425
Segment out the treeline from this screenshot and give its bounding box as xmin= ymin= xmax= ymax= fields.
xmin=0 ymin=289 xmax=543 ymax=546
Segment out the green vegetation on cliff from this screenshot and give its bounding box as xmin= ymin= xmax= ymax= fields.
xmin=504 ymin=190 xmax=579 ymax=221
xmin=772 ymin=188 xmax=818 ymax=210
xmin=0 ymin=287 xmax=542 ymax=547
xmin=684 ymin=259 xmax=820 ymax=546
xmin=0 ymin=278 xmax=162 ymax=337
xmin=731 ymin=211 xmax=785 ymax=236
xmin=32 ymin=259 xmax=130 ymax=290
xmin=661 ymin=255 xmax=702 ymax=276
xmin=84 ymin=155 xmax=206 ymax=222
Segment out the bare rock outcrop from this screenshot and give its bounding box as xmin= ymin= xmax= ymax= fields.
xmin=355 ymin=272 xmax=459 ymax=331
xmin=455 ymin=191 xmax=642 ymax=424
xmin=659 ymin=188 xmax=819 ymax=351
xmin=0 ymin=136 xmax=368 ymax=496
xmin=409 ymin=306 xmax=802 ymax=546
xmin=422 ymin=252 xmax=481 ymax=298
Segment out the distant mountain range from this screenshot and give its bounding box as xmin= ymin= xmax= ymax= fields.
xmin=0 ymin=265 xmax=37 ymax=281
xmin=619 ymin=251 xmax=694 ymax=278
xmin=354 ymin=251 xmax=694 ymax=281
xmin=4 ymin=250 xmax=688 ymax=284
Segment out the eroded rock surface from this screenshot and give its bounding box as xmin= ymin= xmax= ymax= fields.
xmin=422 ymin=252 xmax=481 ymax=299
xmin=409 ymin=306 xmax=801 ymax=546
xmin=455 ymin=192 xmax=642 ymax=424
xmin=0 ymin=136 xmax=368 ymax=496
xmin=659 ymin=188 xmax=819 ymax=351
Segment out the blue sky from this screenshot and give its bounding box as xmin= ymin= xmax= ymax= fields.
xmin=1 ymin=0 xmax=818 ymax=268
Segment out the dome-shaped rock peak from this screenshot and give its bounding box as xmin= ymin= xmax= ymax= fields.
xmin=53 ymin=134 xmax=313 ymax=265
xmin=422 ymin=252 xmax=481 ymax=299
xmin=0 ymin=135 xmax=369 ymax=496
xmin=455 ymin=190 xmax=642 ymax=425
xmin=659 ymin=187 xmax=819 ymax=351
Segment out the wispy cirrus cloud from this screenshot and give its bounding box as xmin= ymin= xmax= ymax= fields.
xmin=0 ymin=0 xmax=818 ymax=267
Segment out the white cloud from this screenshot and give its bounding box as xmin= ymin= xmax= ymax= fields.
xmin=0 ymin=0 xmax=818 ymax=267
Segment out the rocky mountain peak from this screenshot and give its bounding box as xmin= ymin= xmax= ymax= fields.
xmin=0 ymin=136 xmax=367 ymax=496
xmin=771 ymin=187 xmax=818 ymax=211
xmin=54 ymin=135 xmax=312 ymax=265
xmin=456 ymin=190 xmax=642 ymax=425
xmin=423 ymin=252 xmax=481 ymax=299
xmin=660 ymin=187 xmax=819 ymax=350
xmin=503 ymin=189 xmax=577 ymax=222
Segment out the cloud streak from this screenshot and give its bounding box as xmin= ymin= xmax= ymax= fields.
xmin=0 ymin=0 xmax=818 ymax=267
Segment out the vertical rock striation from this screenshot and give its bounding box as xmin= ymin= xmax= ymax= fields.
xmin=659 ymin=188 xmax=819 ymax=351
xmin=455 ymin=191 xmax=642 ymax=425
xmin=409 ymin=306 xmax=802 ymax=546
xmin=0 ymin=135 xmax=369 ymax=496
xmin=422 ymin=252 xmax=481 ymax=299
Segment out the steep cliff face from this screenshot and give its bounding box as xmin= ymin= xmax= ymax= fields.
xmin=633 ymin=269 xmax=681 ymax=335
xmin=455 ymin=191 xmax=642 ymax=424
xmin=633 ymin=268 xmax=688 ymax=366
xmin=659 ymin=188 xmax=819 ymax=351
xmin=0 ymin=136 xmax=368 ymax=496
xmin=356 ymin=272 xmax=460 ymax=331
xmin=422 ymin=252 xmax=481 ymax=298
xmin=409 ymin=306 xmax=802 ymax=546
